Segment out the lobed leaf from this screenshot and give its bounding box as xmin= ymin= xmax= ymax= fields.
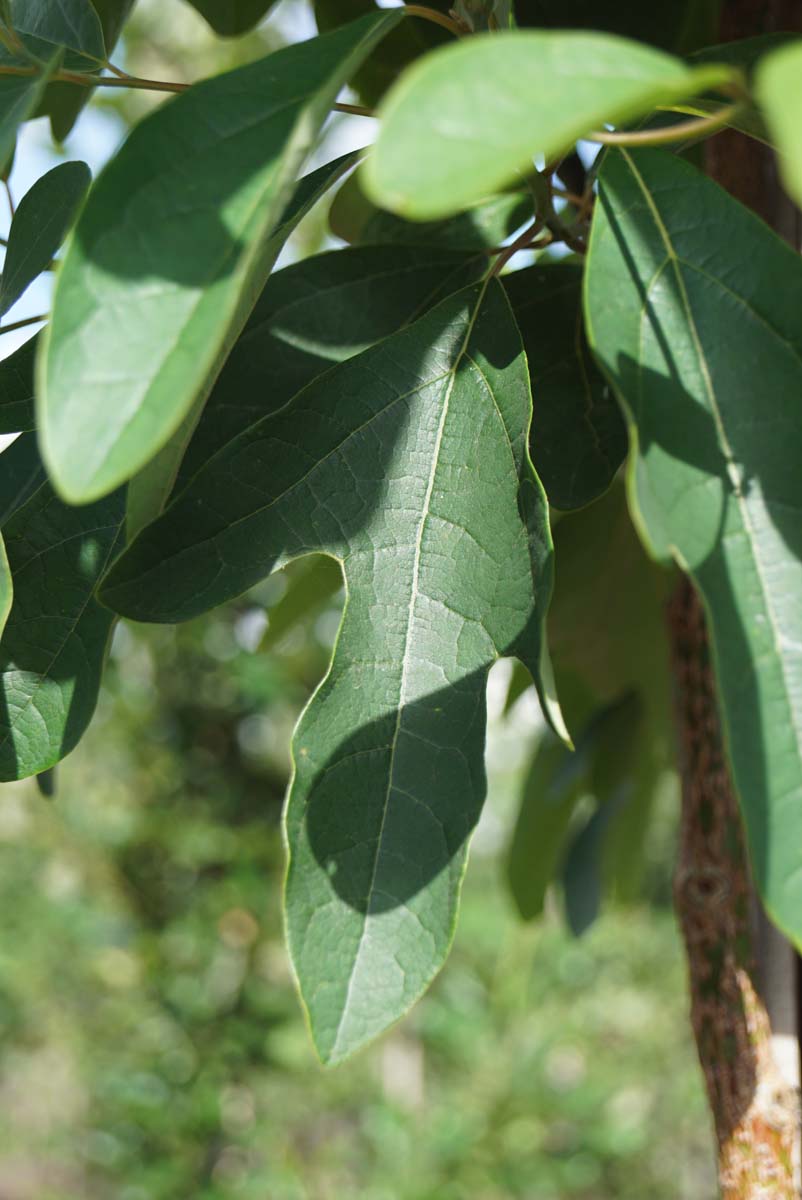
xmin=38 ymin=10 xmax=404 ymax=504
xmin=365 ymin=30 xmax=734 ymax=220
xmin=100 ymin=280 xmax=565 ymax=1061
xmin=585 ymin=147 xmax=802 ymax=948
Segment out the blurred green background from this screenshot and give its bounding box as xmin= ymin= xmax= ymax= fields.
xmin=0 ymin=577 xmax=716 ymax=1199
xmin=0 ymin=3 xmax=717 ymax=1197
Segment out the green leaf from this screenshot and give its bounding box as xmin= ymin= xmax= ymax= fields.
xmin=42 ymin=0 xmax=136 ymax=141
xmin=100 ymin=280 xmax=565 ymax=1061
xmin=184 ymin=0 xmax=276 ymax=36
xmin=330 ymin=167 xmax=532 ymax=251
xmin=513 ymin=0 xmax=719 ymax=54
xmin=0 ymin=160 xmax=90 ymax=316
xmin=365 ymin=31 xmax=733 ymax=220
xmin=547 ymin=485 xmax=672 ymax=727
xmin=260 ymin=555 xmax=343 ymax=653
xmin=503 ymin=263 xmax=625 ymax=510
xmin=38 ymin=10 xmax=404 ymax=505
xmin=585 ymin=146 xmax=802 ymax=950
xmin=176 ymin=242 xmax=484 ymax=490
xmin=531 ymin=485 xmax=674 ymax=919
xmin=0 ymin=49 xmax=59 ymax=176
xmin=0 ymin=534 xmax=10 ymax=643
xmin=0 ymin=450 xmax=123 ymax=780
xmin=35 ymin=764 xmax=55 ymax=796
xmin=125 ymin=150 xmax=362 ymax=538
xmin=506 ymin=686 xmax=645 ymax=925
xmin=755 ymin=41 xmax=802 ymax=209
xmin=562 ymin=801 xmax=614 ymax=936
xmin=507 ymin=729 xmax=585 ymax=922
xmin=315 ymin=0 xmax=448 ymax=107
xmin=0 ymin=334 xmax=36 ymax=432
xmin=0 ymin=431 xmax=45 ymax=521
xmin=9 ymin=0 xmax=105 ymax=58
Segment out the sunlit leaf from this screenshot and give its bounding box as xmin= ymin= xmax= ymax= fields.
xmin=125 ymin=151 xmax=362 ymax=537
xmin=39 ymin=11 xmax=404 ymax=503
xmin=585 ymin=146 xmax=802 ymax=948
xmin=755 ymin=41 xmax=802 ymax=209
xmin=365 ymin=31 xmax=733 ymax=219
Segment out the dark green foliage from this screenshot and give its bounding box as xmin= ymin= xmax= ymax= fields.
xmin=0 ymin=0 xmax=798 ymax=1073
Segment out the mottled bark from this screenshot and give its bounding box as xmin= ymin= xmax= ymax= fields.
xmin=669 ymin=580 xmax=799 ymax=1197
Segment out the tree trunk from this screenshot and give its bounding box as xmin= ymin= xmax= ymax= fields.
xmin=669 ymin=7 xmax=802 ymax=1194
xmin=669 ymin=580 xmax=799 ymax=1196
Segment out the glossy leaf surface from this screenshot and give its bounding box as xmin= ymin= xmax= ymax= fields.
xmin=0 ymin=434 xmax=123 ymax=779
xmin=365 ymin=31 xmax=732 ymax=219
xmin=504 ymin=263 xmax=625 ymax=510
xmin=585 ymin=147 xmax=802 ymax=947
xmin=101 ymin=281 xmax=563 ymax=1061
xmin=0 ymin=160 xmax=90 ymax=316
xmin=39 ymin=10 xmax=403 ymax=503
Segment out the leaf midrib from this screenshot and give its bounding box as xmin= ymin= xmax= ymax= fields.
xmin=329 ymin=284 xmax=490 ymax=1056
xmin=621 ymin=147 xmax=802 ymax=856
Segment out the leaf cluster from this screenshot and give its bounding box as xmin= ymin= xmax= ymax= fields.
xmin=0 ymin=0 xmax=801 ymax=1064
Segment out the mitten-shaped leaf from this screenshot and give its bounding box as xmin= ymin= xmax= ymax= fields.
xmin=100 ymin=280 xmax=564 ymax=1060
